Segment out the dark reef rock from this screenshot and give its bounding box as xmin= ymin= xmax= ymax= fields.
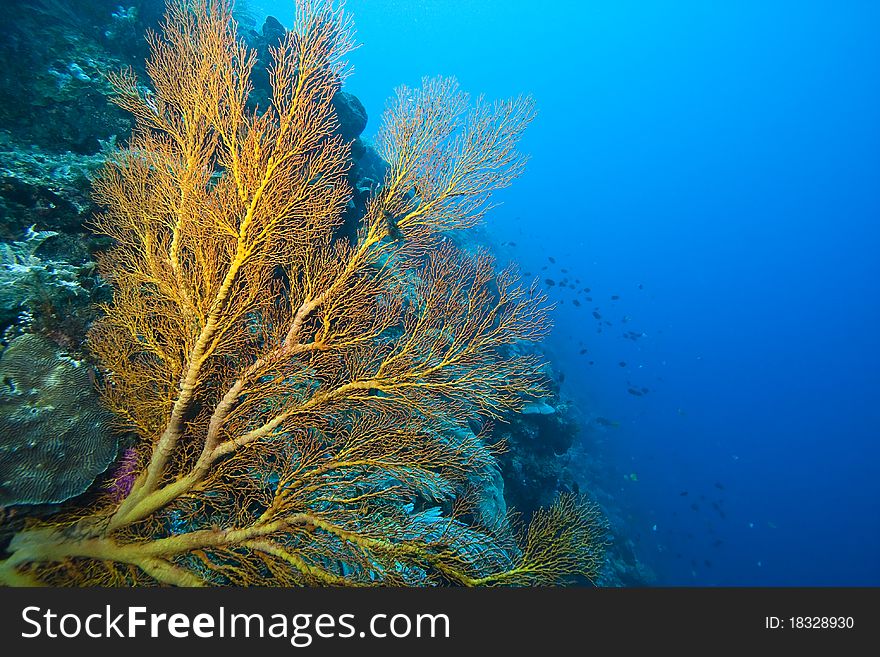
xmin=261 ymin=14 xmax=287 ymax=45
xmin=245 ymin=16 xmax=283 ymax=108
xmin=0 ymin=1 xmax=164 ymax=155
xmin=0 ymin=333 xmax=118 ymax=506
xmin=0 ymin=133 xmax=105 ymax=238
xmin=496 ymin=395 xmax=580 ymax=517
xmin=488 ymin=350 xmax=654 ymax=585
xmin=333 ymin=91 xmax=368 ymax=141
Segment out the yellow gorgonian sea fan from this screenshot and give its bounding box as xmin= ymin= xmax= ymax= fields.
xmin=0 ymin=0 xmax=606 ymax=587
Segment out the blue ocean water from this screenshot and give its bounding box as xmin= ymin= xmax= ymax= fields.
xmin=255 ymin=0 xmax=880 ymax=585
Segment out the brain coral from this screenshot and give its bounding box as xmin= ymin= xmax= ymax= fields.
xmin=0 ymin=333 xmax=117 ymax=506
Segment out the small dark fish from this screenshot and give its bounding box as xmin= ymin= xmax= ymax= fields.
xmin=588 ymin=360 xmax=595 ymax=365
xmin=592 ymin=311 xmax=601 ymax=320
xmin=719 ymin=510 xmax=727 ymax=519
xmin=575 ymin=279 xmax=581 ymax=284
xmin=560 ymin=299 xmax=564 ymax=304
xmin=604 ymin=320 xmax=612 ymax=326
xmin=579 ymin=348 xmax=588 ymax=355
xmin=524 ymin=271 xmax=532 ymax=277
xmin=627 ymin=387 xmax=643 ymax=396
xmin=714 ymin=482 xmax=725 ymax=490
xmin=638 ymin=283 xmax=644 ymax=290
xmin=641 ymin=387 xmax=649 ymax=393
xmin=675 ymin=553 xmax=682 ymax=559
xmin=561 ymin=268 xmax=568 ymax=273
xmin=548 ymin=256 xmax=556 ymax=263
xmin=690 ymin=503 xmax=699 ymax=511
xmin=569 ymin=284 xmax=576 ymax=289
xmin=558 ymin=372 xmax=565 ymax=383
xmin=712 ymin=539 xmax=723 ymax=548
xmin=618 ymin=361 xmax=627 ymax=367
xmin=541 ymin=265 xmax=548 ymax=270
xmin=679 ymin=491 xmax=689 ymax=496
xmin=585 ymin=296 xmax=592 ymax=302
xmin=597 ymin=327 xmax=602 ymax=333
xmin=611 ymin=295 xmax=620 ymax=300
xmin=572 ymin=299 xmax=581 ymax=307
xmin=545 ymin=279 xmax=555 ymax=286
xmin=584 ymin=287 xmax=591 ymax=293
xmin=508 ymin=241 xmax=517 ymax=247
xmin=704 ymin=560 xmax=712 ymax=568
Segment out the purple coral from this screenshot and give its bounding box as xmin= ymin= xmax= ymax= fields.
xmin=106 ymin=447 xmax=139 ymax=502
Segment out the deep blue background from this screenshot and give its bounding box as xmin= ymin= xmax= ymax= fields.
xmin=254 ymin=0 xmax=880 ymax=585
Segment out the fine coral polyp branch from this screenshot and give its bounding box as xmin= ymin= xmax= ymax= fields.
xmin=0 ymin=0 xmax=607 ymax=587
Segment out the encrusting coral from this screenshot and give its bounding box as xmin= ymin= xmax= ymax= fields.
xmin=0 ymin=0 xmax=607 ymax=587
xmin=0 ymin=333 xmax=117 ymax=507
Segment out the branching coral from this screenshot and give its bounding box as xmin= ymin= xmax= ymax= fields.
xmin=0 ymin=0 xmax=607 ymax=587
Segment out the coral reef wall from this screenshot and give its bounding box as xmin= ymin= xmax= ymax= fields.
xmin=0 ymin=0 xmax=380 ymax=343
